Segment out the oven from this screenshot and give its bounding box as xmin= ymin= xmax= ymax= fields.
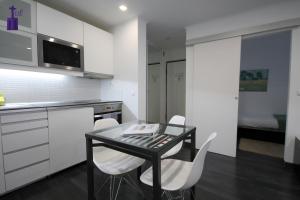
xmin=93 ymin=103 xmax=122 ymax=124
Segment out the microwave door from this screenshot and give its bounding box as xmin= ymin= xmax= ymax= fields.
xmin=38 ymin=34 xmax=84 ymax=72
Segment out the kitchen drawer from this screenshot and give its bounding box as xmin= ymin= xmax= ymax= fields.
xmin=2 ymin=128 xmax=49 ymax=153
xmin=1 ymin=119 xmax=48 ymax=134
xmin=0 ymin=111 xmax=47 ymax=124
xmin=4 ymin=144 xmax=49 ymax=172
xmin=5 ymin=160 xmax=49 ymax=191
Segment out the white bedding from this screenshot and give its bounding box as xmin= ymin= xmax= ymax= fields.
xmin=238 ymin=114 xmax=279 ymax=129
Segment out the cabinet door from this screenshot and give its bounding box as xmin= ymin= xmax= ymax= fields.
xmin=37 ymin=3 xmax=83 ymax=45
xmin=0 ymin=0 xmax=36 ymax=33
xmin=0 ymin=26 xmax=37 ymax=66
xmin=84 ymin=23 xmax=114 ymax=75
xmin=48 ymin=107 xmax=93 ymax=174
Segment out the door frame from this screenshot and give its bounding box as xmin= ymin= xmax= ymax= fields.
xmin=165 ymin=59 xmax=186 ymax=122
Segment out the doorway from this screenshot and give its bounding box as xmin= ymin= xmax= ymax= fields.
xmin=237 ymin=30 xmax=291 ymax=159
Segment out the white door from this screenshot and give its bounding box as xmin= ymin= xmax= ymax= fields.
xmin=191 ymin=37 xmax=241 ymax=157
xmin=147 ymin=64 xmax=161 ymax=122
xmin=285 ymin=27 xmax=300 ymax=163
xmin=167 ymin=61 xmax=186 ymax=121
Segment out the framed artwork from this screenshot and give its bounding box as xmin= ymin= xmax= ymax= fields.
xmin=240 ymin=69 xmax=269 ymax=92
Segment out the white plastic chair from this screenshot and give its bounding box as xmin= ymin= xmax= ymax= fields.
xmin=140 ymin=132 xmax=217 ymax=199
xmin=93 ymin=119 xmax=145 ymax=200
xmin=161 ymin=115 xmax=186 ymax=159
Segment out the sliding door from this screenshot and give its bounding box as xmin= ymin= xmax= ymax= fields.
xmin=285 ymin=27 xmax=300 ymax=163
xmin=191 ymin=37 xmax=241 ymax=157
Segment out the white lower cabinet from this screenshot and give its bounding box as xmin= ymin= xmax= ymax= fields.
xmin=48 ymin=107 xmax=94 ymax=174
xmin=0 ymin=106 xmax=94 ymax=194
xmin=0 ymin=108 xmax=50 ymax=193
xmin=5 ymin=161 xmax=49 ymax=191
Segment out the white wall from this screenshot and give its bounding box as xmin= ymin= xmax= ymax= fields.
xmin=285 ymin=27 xmax=300 ymax=163
xmin=186 ymin=1 xmax=300 ymax=40
xmin=0 ymin=68 xmax=101 ymax=103
xmin=147 ymin=47 xmax=186 ymax=122
xmin=100 ymin=18 xmax=147 ymax=122
xmin=239 ymin=31 xmax=291 ymax=117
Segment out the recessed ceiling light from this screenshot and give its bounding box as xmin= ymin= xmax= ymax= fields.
xmin=119 ymin=5 xmax=127 ymax=12
xmin=49 ymin=38 xmax=55 ymax=42
xmin=26 ymin=47 xmax=31 ymax=50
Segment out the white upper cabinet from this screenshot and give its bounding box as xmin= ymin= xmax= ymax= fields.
xmin=0 ymin=26 xmax=37 ymax=67
xmin=0 ymin=0 xmax=37 ymax=33
xmin=37 ymin=3 xmax=83 ymax=45
xmin=84 ymin=23 xmax=114 ymax=76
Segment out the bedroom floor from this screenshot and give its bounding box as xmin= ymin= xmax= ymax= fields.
xmin=239 ymin=138 xmax=284 ymax=158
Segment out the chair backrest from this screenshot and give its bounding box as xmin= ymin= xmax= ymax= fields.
xmin=94 ymin=118 xmax=119 ymax=131
xmin=169 ymin=115 xmax=185 ymax=125
xmin=182 ymin=132 xmax=217 ymax=190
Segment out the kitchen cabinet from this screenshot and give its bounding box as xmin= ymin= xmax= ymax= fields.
xmin=48 ymin=107 xmax=93 ymax=174
xmin=0 ymin=108 xmax=50 ymax=192
xmin=0 ymin=26 xmax=37 ymax=67
xmin=84 ymin=23 xmax=114 ymax=77
xmin=0 ymin=0 xmax=37 ymax=33
xmin=37 ymin=3 xmax=83 ymax=45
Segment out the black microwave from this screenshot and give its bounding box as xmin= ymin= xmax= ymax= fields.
xmin=37 ymin=34 xmax=84 ymax=72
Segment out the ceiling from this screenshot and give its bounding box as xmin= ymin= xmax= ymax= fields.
xmin=38 ymin=0 xmax=289 ymax=49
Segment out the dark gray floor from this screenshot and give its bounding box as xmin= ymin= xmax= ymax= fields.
xmin=1 ymin=148 xmax=300 ymax=200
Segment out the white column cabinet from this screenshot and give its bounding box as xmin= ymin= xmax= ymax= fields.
xmin=84 ymin=23 xmax=114 ymax=76
xmin=48 ymin=107 xmax=93 ymax=174
xmin=37 ymin=3 xmax=83 ymax=45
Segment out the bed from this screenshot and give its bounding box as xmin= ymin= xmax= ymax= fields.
xmin=238 ymin=114 xmax=286 ymax=131
xmin=238 ymin=114 xmax=287 ymax=144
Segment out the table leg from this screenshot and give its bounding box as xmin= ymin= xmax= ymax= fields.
xmin=152 ymin=154 xmax=162 ymax=200
xmin=191 ymin=130 xmax=196 ymax=200
xmin=137 ymin=166 xmax=142 ymax=183
xmin=86 ymin=137 xmax=95 ymax=200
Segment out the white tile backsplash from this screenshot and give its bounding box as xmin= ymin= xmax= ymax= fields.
xmin=0 ymin=69 xmax=101 ymax=103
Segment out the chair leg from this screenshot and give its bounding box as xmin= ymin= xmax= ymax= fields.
xmin=166 ymin=191 xmax=173 ymax=200
xmin=123 ymin=175 xmax=145 ymax=197
xmin=190 ymin=189 xmax=195 ymax=200
xmin=95 ymin=176 xmax=110 ymax=195
xmin=114 ymin=177 xmax=123 ymax=200
xmin=181 ymin=190 xmax=185 ymax=200
xmin=109 ymin=176 xmax=114 ymax=200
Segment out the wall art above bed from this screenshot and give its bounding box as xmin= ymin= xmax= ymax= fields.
xmin=240 ymin=69 xmax=269 ymax=92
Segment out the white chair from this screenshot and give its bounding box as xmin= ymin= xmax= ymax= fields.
xmin=140 ymin=132 xmax=217 ymax=200
xmin=93 ymin=119 xmax=145 ymax=200
xmin=161 ymin=115 xmax=186 ymax=159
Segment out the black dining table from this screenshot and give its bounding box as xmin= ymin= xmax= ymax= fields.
xmin=85 ymin=121 xmax=196 ymax=200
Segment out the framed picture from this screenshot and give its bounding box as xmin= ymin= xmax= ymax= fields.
xmin=240 ymin=69 xmax=269 ymax=92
